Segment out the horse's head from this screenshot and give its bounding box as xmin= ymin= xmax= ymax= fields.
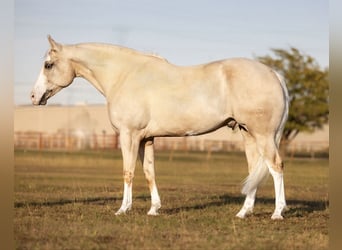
xmin=31 ymin=35 xmax=76 ymax=105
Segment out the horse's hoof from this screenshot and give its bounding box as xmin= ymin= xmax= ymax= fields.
xmin=236 ymin=210 xmax=246 ymax=219
xmin=147 ymin=204 xmax=161 ymax=216
xmin=147 ymin=210 xmax=159 ymax=216
xmin=115 ymin=210 xmax=124 ymax=216
xmin=236 ymin=207 xmax=253 ymax=219
xmin=271 ymin=213 xmax=284 ymax=220
xmin=115 ymin=208 xmax=127 ymax=216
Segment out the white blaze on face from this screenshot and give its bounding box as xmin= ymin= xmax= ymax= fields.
xmin=31 ymin=55 xmax=50 ymax=105
xmin=31 ymin=67 xmax=48 ymax=105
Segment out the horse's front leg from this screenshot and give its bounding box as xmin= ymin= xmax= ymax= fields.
xmin=115 ymin=130 xmax=141 ymax=215
xmin=139 ymin=138 xmax=161 ymax=215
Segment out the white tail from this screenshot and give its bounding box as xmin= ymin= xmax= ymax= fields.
xmin=241 ymin=156 xmax=269 ymax=195
xmin=274 ymin=71 xmax=289 ymax=146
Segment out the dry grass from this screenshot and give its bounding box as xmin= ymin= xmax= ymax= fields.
xmin=14 ymin=150 xmax=329 ymax=249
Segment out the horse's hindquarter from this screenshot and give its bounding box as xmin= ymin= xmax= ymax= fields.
xmin=222 ymin=59 xmax=286 ymax=134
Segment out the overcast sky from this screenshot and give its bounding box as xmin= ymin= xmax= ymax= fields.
xmin=15 ymin=0 xmax=329 ymax=105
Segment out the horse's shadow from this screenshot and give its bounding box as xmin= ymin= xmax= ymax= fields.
xmin=15 ymin=193 xmax=328 ymax=217
xmin=162 ymin=194 xmax=328 ymax=217
xmin=14 ymin=196 xmax=122 ymax=208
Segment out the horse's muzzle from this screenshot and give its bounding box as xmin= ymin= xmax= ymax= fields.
xmin=31 ymin=91 xmax=48 ymax=105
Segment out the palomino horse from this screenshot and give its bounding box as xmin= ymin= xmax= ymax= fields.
xmin=31 ymin=36 xmax=289 ymax=219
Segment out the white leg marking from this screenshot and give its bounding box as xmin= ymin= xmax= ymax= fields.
xmin=116 ymin=131 xmax=140 ymax=215
xmin=147 ymin=184 xmax=161 ymax=216
xmin=140 ymin=138 xmax=162 ymax=215
xmin=267 ymin=162 xmax=287 ymax=220
xmin=236 ymin=188 xmax=257 ymax=218
xmin=115 ymin=182 xmax=132 ymax=215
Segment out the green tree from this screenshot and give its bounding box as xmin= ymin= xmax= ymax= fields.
xmin=257 ymin=47 xmax=329 ymax=144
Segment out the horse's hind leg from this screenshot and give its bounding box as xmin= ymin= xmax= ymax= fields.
xmin=236 ymin=131 xmax=260 ymax=218
xmin=262 ymin=138 xmax=287 ymax=219
xmin=139 ymin=138 xmax=161 ymax=215
xmin=252 ymin=133 xmax=287 ymax=219
xmin=237 ymin=129 xmax=287 ymax=219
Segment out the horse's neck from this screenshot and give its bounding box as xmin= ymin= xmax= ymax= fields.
xmin=68 ymin=44 xmax=146 ymax=97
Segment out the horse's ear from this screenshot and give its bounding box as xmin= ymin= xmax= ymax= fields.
xmin=47 ymin=35 xmax=62 ymax=52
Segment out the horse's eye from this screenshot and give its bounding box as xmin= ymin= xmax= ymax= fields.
xmin=44 ymin=62 xmax=54 ymax=70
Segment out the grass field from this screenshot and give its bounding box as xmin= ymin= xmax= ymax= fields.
xmin=14 ymin=149 xmax=329 ymax=249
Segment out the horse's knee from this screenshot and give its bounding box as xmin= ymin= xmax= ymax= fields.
xmin=143 ymin=169 xmax=152 ymax=181
xmin=144 ymin=170 xmax=156 ymax=188
xmin=123 ymin=170 xmax=134 ymax=184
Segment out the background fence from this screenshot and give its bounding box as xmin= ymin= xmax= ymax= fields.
xmin=14 ymin=131 xmax=329 ymax=158
xmin=14 ymin=131 xmax=118 ymax=151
